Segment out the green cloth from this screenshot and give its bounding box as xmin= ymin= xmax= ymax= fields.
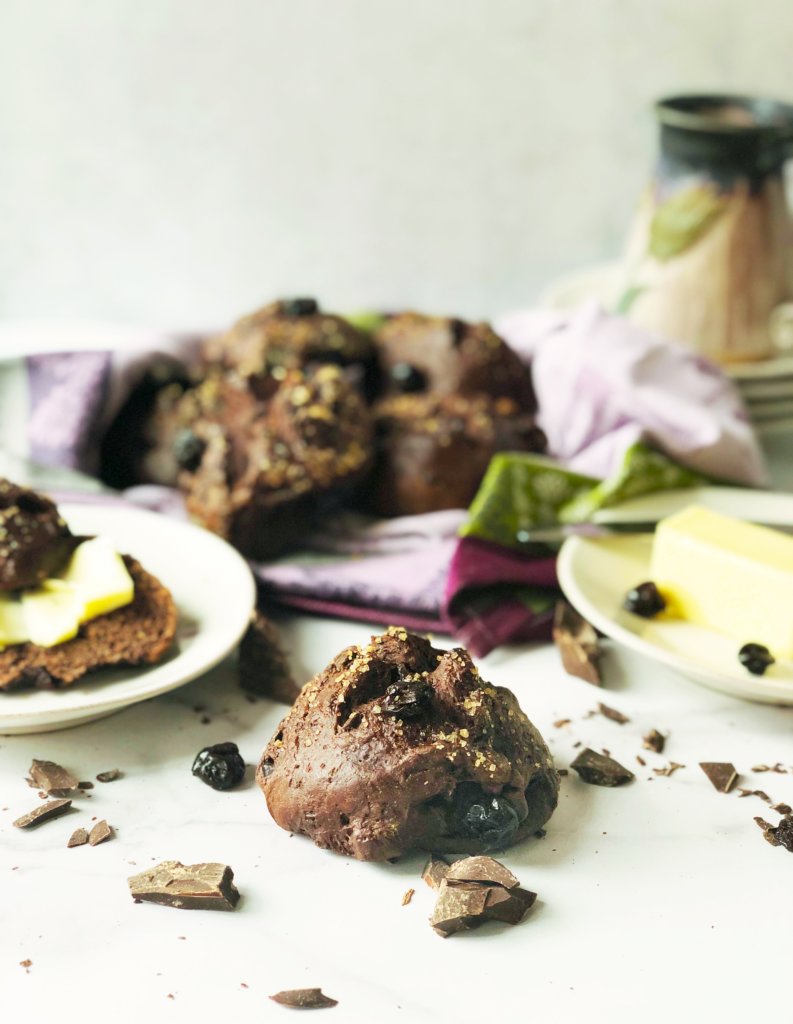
xmin=460 ymin=442 xmax=705 ymax=549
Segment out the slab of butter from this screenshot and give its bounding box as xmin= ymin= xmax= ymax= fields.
xmin=0 ymin=539 xmax=134 ymax=649
xmin=650 ymin=505 xmax=793 ymax=657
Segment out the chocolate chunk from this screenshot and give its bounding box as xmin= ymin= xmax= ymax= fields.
xmin=238 ymin=611 xmax=300 ymax=704
xmin=445 ymin=855 xmax=519 ymax=890
xmin=77 ymin=781 xmax=94 ymax=790
xmin=752 ymin=763 xmax=787 ymax=774
xmin=401 ymin=888 xmax=414 ymax=906
xmin=570 ymin=749 xmax=634 ymax=787
xmin=431 ymin=879 xmax=491 ymax=937
xmin=699 ymin=762 xmax=738 ymax=793
xmin=28 ymin=759 xmax=79 ymax=796
xmin=653 ymin=762 xmax=685 ymax=777
xmin=96 ymin=769 xmax=121 ymax=783
xmin=642 ymin=729 xmax=665 ymax=754
xmin=13 ymin=798 xmax=72 ymax=829
xmin=481 ymin=885 xmax=537 ymax=925
xmin=755 ymin=815 xmax=793 ymax=852
xmin=421 ymin=854 xmax=451 ymax=890
xmin=128 ymin=861 xmax=240 ymax=911
xmin=552 ymin=602 xmax=601 ymax=685
xmin=67 ymin=827 xmax=89 ymax=848
xmin=88 ymin=820 xmax=113 ymax=846
xmin=636 ymin=755 xmax=646 ymax=766
xmin=596 ymin=702 xmax=630 ymax=725
xmin=269 ymin=988 xmax=338 ymax=1009
xmin=772 ymin=803 xmax=792 ymax=815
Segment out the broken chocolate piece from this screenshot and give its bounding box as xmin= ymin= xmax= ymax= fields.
xmin=699 ymin=762 xmax=738 ymax=793
xmin=552 ymin=601 xmax=601 ymax=686
xmin=431 ymin=879 xmax=491 ymax=937
xmin=751 ymin=763 xmax=787 ymax=774
xmin=642 ymin=729 xmax=665 ymax=754
xmin=77 ymin=781 xmax=94 ymax=790
xmin=481 ymin=885 xmax=537 ymax=925
xmin=552 ymin=718 xmax=571 ymax=729
xmin=13 ymin=798 xmax=72 ymax=829
xmin=421 ymin=854 xmax=451 ymax=890
xmin=67 ymin=827 xmax=89 ymax=848
xmin=239 ymin=610 xmax=301 ymax=704
xmin=772 ymin=803 xmax=792 ymax=815
xmin=96 ymin=769 xmax=121 ymax=783
xmin=737 ymin=788 xmax=770 ymax=802
xmin=28 ymin=759 xmax=79 ymax=796
xmin=402 ymin=888 xmax=414 ymax=906
xmin=653 ymin=762 xmax=685 ymax=778
xmin=269 ymin=988 xmax=338 ymax=1009
xmin=88 ymin=820 xmax=113 ymax=846
xmin=445 ymin=855 xmax=519 ymax=890
xmin=596 ymin=702 xmax=630 ymax=725
xmin=19 ymin=959 xmax=32 ymax=970
xmin=636 ymin=755 xmax=646 ymax=767
xmin=128 ymin=861 xmax=240 ymax=910
xmin=755 ymin=815 xmax=793 ymax=852
xmin=570 ymin=749 xmax=634 ymax=787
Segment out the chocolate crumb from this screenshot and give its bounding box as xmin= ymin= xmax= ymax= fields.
xmin=13 ymin=798 xmax=72 ymax=829
xmin=553 ymin=718 xmax=571 ymax=729
xmin=570 ymin=749 xmax=634 ymax=787
xmin=200 ymin=716 xmax=211 ymax=725
xmin=557 ymin=769 xmax=569 ymax=777
xmin=636 ymin=755 xmax=646 ymax=767
xmin=771 ymin=803 xmax=792 ymax=815
xmin=401 ymin=888 xmax=415 ymax=906
xmin=737 ymin=788 xmax=770 ymax=802
xmin=642 ymin=729 xmax=665 ymax=754
xmin=751 ymin=763 xmax=787 ymax=774
xmin=270 ymin=988 xmax=338 ymax=1009
xmin=699 ymin=762 xmax=738 ymax=793
xmin=88 ymin=820 xmax=113 ymax=846
xmin=77 ymin=781 xmax=94 ymax=790
xmin=755 ymin=815 xmax=793 ymax=852
xmin=96 ymin=769 xmax=121 ymax=783
xmin=653 ymin=762 xmax=685 ymax=778
xmin=552 ymin=601 xmax=602 ymax=686
xmin=67 ymin=827 xmax=89 ymax=848
xmin=596 ymin=702 xmax=630 ymax=725
xmin=19 ymin=959 xmax=32 ymax=970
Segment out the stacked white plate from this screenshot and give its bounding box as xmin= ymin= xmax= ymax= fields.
xmin=541 ymin=262 xmax=793 ymax=437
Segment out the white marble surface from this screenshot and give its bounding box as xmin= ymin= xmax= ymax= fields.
xmin=2 ymin=614 xmax=793 ymax=1024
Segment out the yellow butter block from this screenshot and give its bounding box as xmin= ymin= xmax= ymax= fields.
xmin=59 ymin=537 xmax=135 ymax=621
xmin=650 ymin=505 xmax=793 ymax=657
xmin=0 ymin=593 xmax=30 ymax=650
xmin=22 ymin=580 xmax=84 ymax=648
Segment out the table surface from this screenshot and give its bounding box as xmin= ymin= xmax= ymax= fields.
xmin=2 ymin=613 xmax=792 ymax=1024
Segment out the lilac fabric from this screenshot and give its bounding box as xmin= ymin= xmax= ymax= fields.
xmin=14 ymin=307 xmax=766 ymax=655
xmin=496 ymin=302 xmax=767 ymax=486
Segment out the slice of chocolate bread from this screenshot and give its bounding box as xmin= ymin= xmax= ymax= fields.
xmin=0 ymin=557 xmax=177 ymax=691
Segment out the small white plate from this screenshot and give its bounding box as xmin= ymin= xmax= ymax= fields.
xmin=0 ymin=504 xmax=256 ymax=734
xmin=558 ymin=532 xmax=793 ymax=705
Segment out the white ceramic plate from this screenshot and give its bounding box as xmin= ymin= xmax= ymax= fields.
xmin=558 ymin=532 xmax=793 ymax=705
xmin=0 ymin=504 xmax=256 ymax=734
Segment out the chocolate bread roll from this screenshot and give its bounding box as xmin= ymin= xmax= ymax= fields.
xmin=257 ymin=628 xmax=559 ymax=861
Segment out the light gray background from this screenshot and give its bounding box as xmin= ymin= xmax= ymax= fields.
xmin=2 ymin=0 xmax=792 ymax=327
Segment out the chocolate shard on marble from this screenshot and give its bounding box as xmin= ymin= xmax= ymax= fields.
xmin=754 ymin=815 xmax=793 ymax=852
xmin=128 ymin=861 xmax=240 ymax=911
xmin=482 ymin=885 xmax=537 ymax=925
xmin=401 ymin=888 xmax=414 ymax=906
xmin=77 ymin=781 xmax=94 ymax=790
xmin=88 ymin=820 xmax=113 ymax=846
xmin=596 ymin=702 xmax=630 ymax=725
xmin=421 ymin=854 xmax=451 ymax=890
xmin=67 ymin=827 xmax=89 ymax=848
xmin=430 ymin=879 xmax=491 ymax=937
xmin=552 ymin=601 xmax=602 ymax=686
xmin=13 ymin=798 xmax=72 ymax=829
xmin=772 ymin=802 xmax=792 ymax=815
xmin=570 ymin=749 xmax=634 ymax=787
xmin=737 ymin=788 xmax=770 ymax=802
xmin=699 ymin=762 xmax=738 ymax=793
xmin=653 ymin=762 xmax=685 ymax=777
xmin=96 ymin=769 xmax=121 ymax=783
xmin=445 ymin=855 xmax=520 ymax=890
xmin=269 ymin=988 xmax=338 ymax=1009
xmin=28 ymin=759 xmax=79 ymax=796
xmin=642 ymin=729 xmax=666 ymax=754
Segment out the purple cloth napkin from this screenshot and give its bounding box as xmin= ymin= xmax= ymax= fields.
xmin=15 ymin=307 xmax=766 ymax=655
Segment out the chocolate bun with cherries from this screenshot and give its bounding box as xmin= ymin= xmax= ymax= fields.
xmin=257 ymin=628 xmax=558 ymax=861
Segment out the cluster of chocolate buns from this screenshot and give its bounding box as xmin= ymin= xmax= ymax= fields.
xmin=100 ymin=298 xmax=544 ymax=556
xmin=257 ymin=627 xmax=559 ymax=861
